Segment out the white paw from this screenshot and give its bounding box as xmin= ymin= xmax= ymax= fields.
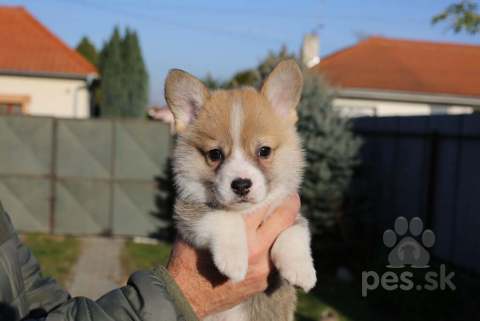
xmin=212 ymin=242 xmax=249 ymax=284
xmin=276 ymin=257 xmax=317 ymax=292
xmin=270 ymin=215 xmax=317 ymax=292
xmin=271 ymin=239 xmax=317 ymax=292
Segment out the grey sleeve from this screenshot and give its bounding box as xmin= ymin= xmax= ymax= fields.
xmin=33 ymin=266 xmax=199 ymax=321
xmin=9 ymin=217 xmax=71 ymax=317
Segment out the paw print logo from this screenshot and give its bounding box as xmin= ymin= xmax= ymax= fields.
xmin=383 ymin=217 xmax=435 ymax=268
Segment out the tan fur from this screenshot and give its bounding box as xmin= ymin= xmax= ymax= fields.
xmin=261 ymin=59 xmax=303 ymax=122
xmin=173 ymin=87 xmax=303 ymax=202
xmin=164 ymin=69 xmax=211 ymax=132
xmin=246 ymin=277 xmax=297 ymax=321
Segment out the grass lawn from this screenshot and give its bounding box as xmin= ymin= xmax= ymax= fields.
xmin=120 ymin=240 xmax=173 ymax=277
xmin=21 ymin=234 xmax=80 ymax=287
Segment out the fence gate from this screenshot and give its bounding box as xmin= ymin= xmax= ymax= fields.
xmin=0 ymin=115 xmax=172 ymax=237
xmin=354 ymin=113 xmax=480 ymax=274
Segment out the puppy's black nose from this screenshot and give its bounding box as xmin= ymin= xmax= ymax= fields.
xmin=231 ymin=178 xmax=252 ymax=196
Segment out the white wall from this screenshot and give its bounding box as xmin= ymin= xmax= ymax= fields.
xmin=333 ymin=98 xmax=474 ymax=117
xmin=0 ymin=75 xmax=90 ymax=118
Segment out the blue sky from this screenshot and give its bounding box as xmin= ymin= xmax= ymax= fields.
xmin=3 ymin=0 xmax=479 ymax=105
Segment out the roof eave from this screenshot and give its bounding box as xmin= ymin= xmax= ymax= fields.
xmin=334 ymin=88 xmax=480 ymax=108
xmin=0 ymin=69 xmax=99 ymax=81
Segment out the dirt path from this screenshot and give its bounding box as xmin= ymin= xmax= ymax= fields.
xmin=67 ymin=237 xmax=125 ymax=300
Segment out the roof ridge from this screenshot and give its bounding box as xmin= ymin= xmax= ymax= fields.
xmin=17 ymin=6 xmax=98 ymax=75
xmin=0 ymin=5 xmax=23 ymax=10
xmin=317 ymin=35 xmax=480 ymax=71
xmin=368 ymin=35 xmax=480 ymax=50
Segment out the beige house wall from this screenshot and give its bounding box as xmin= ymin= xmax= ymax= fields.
xmin=0 ymin=75 xmax=90 ymax=118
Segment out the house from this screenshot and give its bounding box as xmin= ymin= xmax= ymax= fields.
xmin=147 ymin=106 xmax=175 ymax=134
xmin=0 ymin=6 xmax=98 ymax=118
xmin=308 ymin=36 xmax=480 ymax=117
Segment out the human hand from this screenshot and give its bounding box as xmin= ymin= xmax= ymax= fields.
xmin=166 ymin=193 xmax=300 ymax=318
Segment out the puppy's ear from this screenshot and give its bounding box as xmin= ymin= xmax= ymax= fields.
xmin=260 ymin=59 xmax=303 ymax=122
xmin=165 ymin=69 xmax=210 ymax=132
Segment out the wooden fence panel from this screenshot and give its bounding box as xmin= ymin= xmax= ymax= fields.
xmin=354 ymin=113 xmax=480 ymax=274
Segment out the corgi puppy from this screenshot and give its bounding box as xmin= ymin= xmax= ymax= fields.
xmin=165 ymin=59 xmax=316 ymax=321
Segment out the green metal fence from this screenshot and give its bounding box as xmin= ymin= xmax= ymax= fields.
xmin=0 ymin=115 xmax=172 ymax=236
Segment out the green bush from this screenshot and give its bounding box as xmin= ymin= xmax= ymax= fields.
xmin=297 ymin=71 xmax=362 ymax=236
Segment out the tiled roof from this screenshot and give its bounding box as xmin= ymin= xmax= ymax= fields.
xmin=0 ymin=6 xmax=98 ymax=77
xmin=314 ymin=36 xmax=480 ymax=98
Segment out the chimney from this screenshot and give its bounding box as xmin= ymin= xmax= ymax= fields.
xmin=301 ymin=34 xmax=320 ymax=68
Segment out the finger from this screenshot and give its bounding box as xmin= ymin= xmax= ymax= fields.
xmin=244 ymin=204 xmax=272 ymax=230
xmin=257 ymin=193 xmax=300 ymax=248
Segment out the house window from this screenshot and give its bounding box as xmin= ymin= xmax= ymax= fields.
xmin=0 ymin=95 xmax=30 ymax=115
xmin=0 ymin=103 xmax=23 ymax=115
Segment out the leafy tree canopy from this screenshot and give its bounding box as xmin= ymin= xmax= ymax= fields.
xmin=432 ymin=1 xmax=480 ymax=34
xmin=98 ymin=27 xmax=149 ymax=118
xmin=76 ymin=36 xmax=98 ymax=66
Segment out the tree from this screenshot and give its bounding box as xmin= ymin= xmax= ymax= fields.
xmin=227 ymin=45 xmax=293 ymax=89
xmin=257 ymin=45 xmax=295 ymax=82
xmin=76 ymin=36 xmax=98 ymax=66
xmin=202 ymin=73 xmax=224 ymax=90
xmin=122 ymin=29 xmax=149 ymax=118
xmin=432 ymin=1 xmax=480 ymax=34
xmin=76 ymin=36 xmax=101 ymax=114
xmin=98 ymin=27 xmax=149 ymax=118
xmin=227 ymin=69 xmax=260 ymax=89
xmin=296 ymin=71 xmax=362 ymax=236
xmin=99 ymin=27 xmax=126 ymax=117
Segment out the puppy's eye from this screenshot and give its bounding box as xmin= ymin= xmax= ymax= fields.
xmin=208 ymin=149 xmax=223 ymax=161
xmin=258 ymin=146 xmax=271 ymax=158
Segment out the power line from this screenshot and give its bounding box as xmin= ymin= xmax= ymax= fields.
xmin=35 ymin=0 xmax=432 ymax=46
xmin=43 ymin=0 xmax=430 ymax=26
xmin=86 ymin=0 xmax=320 ymax=20
xmin=43 ymin=0 xmax=298 ymax=44
xmin=99 ymin=0 xmax=430 ymax=25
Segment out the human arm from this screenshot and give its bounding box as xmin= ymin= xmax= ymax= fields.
xmin=0 ymin=206 xmax=70 ymax=319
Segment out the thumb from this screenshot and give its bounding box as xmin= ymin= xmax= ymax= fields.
xmin=257 ymin=193 xmax=300 ymax=249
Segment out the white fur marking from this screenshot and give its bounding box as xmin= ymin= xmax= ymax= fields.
xmin=191 ymin=211 xmax=249 ymax=283
xmin=271 ymin=215 xmax=317 ymax=292
xmin=231 ymin=101 xmax=243 ymax=149
xmin=213 ymin=101 xmax=268 ymax=208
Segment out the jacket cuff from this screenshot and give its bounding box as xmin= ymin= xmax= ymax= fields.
xmin=153 ymin=265 xmax=199 ymax=321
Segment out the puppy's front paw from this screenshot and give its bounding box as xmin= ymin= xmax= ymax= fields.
xmin=278 ymin=256 xmax=317 ymax=292
xmin=212 ymin=241 xmax=249 ymax=284
xmin=272 ymin=243 xmax=317 ymax=292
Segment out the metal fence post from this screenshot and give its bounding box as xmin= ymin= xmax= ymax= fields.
xmin=425 ymin=131 xmax=438 ymax=231
xmin=49 ymin=118 xmax=58 ymax=234
xmin=108 ymin=120 xmax=116 ymax=236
